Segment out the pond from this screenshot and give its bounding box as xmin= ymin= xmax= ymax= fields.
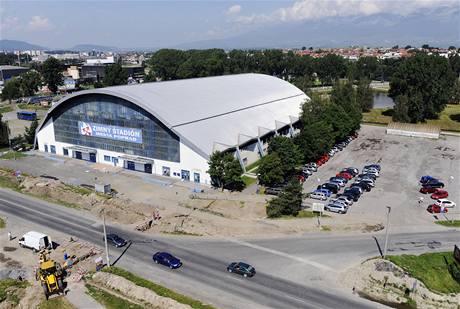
xmin=373 ymin=93 xmax=394 ymax=109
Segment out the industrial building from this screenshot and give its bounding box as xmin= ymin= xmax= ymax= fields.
xmin=36 ymin=73 xmax=308 ymax=184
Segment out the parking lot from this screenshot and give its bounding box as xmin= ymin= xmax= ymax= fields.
xmin=303 ymin=125 xmax=460 ymax=233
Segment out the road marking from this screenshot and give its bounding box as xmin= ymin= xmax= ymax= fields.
xmin=225 ymin=238 xmax=336 ymax=272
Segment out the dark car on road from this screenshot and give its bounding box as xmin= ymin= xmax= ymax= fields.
xmin=344 ymin=187 xmax=362 ymax=198
xmin=337 ymin=193 xmax=359 ymax=202
xmin=364 ymin=164 xmax=381 ymax=171
xmin=422 ymin=180 xmax=444 ymax=188
xmin=152 ymin=252 xmax=182 ymax=269
xmin=105 ymin=233 xmax=127 ymax=248
xmin=352 ymin=182 xmax=372 ymax=192
xmin=420 ymin=175 xmax=437 ymax=184
xmin=227 ymin=262 xmax=256 ymax=278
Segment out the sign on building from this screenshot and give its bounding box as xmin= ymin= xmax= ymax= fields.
xmin=78 ymin=121 xmax=142 ymax=144
xmin=312 ymin=203 xmax=324 ymax=213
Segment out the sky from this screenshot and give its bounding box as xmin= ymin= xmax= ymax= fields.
xmin=1 ymin=0 xmax=459 ymax=49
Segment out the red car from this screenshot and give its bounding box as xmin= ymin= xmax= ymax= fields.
xmin=296 ymin=175 xmax=306 ymax=183
xmin=431 ymin=190 xmax=448 ymax=199
xmin=427 ymin=204 xmax=448 ymax=214
xmin=316 ymin=159 xmax=323 ymax=166
xmin=419 ymin=187 xmax=437 ymax=194
xmin=336 ymin=172 xmax=353 ymax=180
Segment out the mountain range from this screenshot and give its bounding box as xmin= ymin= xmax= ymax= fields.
xmin=1 ymin=8 xmax=459 ymax=51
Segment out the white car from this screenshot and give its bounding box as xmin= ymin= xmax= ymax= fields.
xmin=308 ymin=191 xmax=328 ymax=201
xmin=435 ymin=199 xmax=456 ymax=208
xmin=330 ymin=198 xmax=349 ymax=207
xmin=335 ymin=196 xmax=353 ymax=206
xmin=363 ymin=169 xmax=379 ymax=177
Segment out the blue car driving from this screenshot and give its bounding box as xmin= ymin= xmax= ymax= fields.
xmin=152 ymin=252 xmax=182 ymax=269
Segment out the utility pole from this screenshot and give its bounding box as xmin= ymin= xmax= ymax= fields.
xmin=102 ymin=210 xmax=110 ymax=267
xmin=383 ymin=206 xmax=392 ymax=258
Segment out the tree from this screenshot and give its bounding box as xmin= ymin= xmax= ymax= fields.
xmin=452 ymin=79 xmax=460 ymax=105
xmin=207 ymin=151 xmax=245 ymax=191
xmin=392 ymin=95 xmax=411 ymax=122
xmin=19 ymin=70 xmax=42 ymax=96
xmin=356 ymin=78 xmax=374 ymax=112
xmin=389 ymin=53 xmax=456 ymax=122
xmin=331 ymin=80 xmax=362 ymax=131
xmin=315 ymin=54 xmax=347 ymax=85
xmin=0 ymin=114 xmax=10 ymax=147
xmin=1 ymin=78 xmax=22 ymax=102
xmin=266 ymin=178 xmax=303 ymax=218
xmin=103 ymin=64 xmax=128 ymax=86
xmin=355 ymin=57 xmax=378 ymax=80
xmin=257 ymin=153 xmax=284 ymax=186
xmin=267 ymin=136 xmax=302 ymax=176
xmin=24 ymin=119 xmax=39 ymax=144
xmin=322 ymin=103 xmax=352 ymax=142
xmin=148 ymin=49 xmax=187 ymax=80
xmin=41 ymin=57 xmax=63 ymax=93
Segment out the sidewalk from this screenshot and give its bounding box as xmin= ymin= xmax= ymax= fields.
xmin=65 ymin=282 xmax=104 ymax=309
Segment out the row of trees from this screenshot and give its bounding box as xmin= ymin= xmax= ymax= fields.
xmin=145 ymin=48 xmax=408 ymax=86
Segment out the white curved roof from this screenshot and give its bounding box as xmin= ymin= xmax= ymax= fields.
xmin=42 ymin=73 xmax=308 ymax=158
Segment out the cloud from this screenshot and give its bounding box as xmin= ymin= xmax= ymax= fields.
xmin=1 ymin=16 xmax=20 ymax=30
xmin=226 ymin=4 xmax=242 ymax=15
xmin=28 ymin=16 xmax=51 ymax=31
xmin=236 ymin=0 xmax=459 ymax=24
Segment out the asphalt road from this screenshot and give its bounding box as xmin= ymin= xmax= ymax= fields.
xmin=0 ymin=189 xmax=458 ymax=309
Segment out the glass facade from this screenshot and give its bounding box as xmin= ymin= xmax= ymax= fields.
xmin=52 ymin=94 xmax=180 ymax=162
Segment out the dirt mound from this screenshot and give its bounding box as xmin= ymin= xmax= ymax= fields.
xmin=341 ymin=258 xmax=460 ymax=309
xmin=91 ymin=272 xmax=191 ymax=309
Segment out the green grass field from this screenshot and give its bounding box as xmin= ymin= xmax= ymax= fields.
xmin=435 ymin=220 xmax=460 ymax=227
xmin=387 ymin=252 xmax=460 ymax=294
xmin=0 ymin=279 xmax=28 ymax=305
xmin=362 ymin=104 xmax=460 ymax=132
xmin=0 ymin=151 xmax=27 ymax=160
xmin=0 ymin=106 xmax=13 ymax=114
xmin=86 ymin=285 xmax=143 ymax=309
xmin=38 ymin=297 xmax=76 ymax=309
xmin=102 ymin=267 xmax=215 ymax=309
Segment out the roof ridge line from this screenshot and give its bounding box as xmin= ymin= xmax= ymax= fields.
xmin=171 ymin=93 xmax=304 ymax=128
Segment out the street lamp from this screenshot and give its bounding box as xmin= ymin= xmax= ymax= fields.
xmin=101 ymin=209 xmax=110 ymax=267
xmin=383 ymin=206 xmax=392 ymax=258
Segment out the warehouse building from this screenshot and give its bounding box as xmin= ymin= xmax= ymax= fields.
xmin=36 ymin=73 xmax=308 ymax=184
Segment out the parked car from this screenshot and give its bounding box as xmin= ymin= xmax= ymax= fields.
xmin=358 ymin=173 xmax=377 ymax=180
xmin=265 ymin=187 xmax=284 ymax=195
xmin=420 ymin=175 xmax=437 ymax=184
xmin=330 ymin=198 xmax=349 ymax=207
xmin=435 ymin=199 xmax=456 ymax=208
xmin=427 ymin=204 xmax=448 ymax=214
xmin=329 ymin=177 xmax=347 ymax=185
xmin=105 ymin=233 xmax=127 ymax=248
xmin=336 ymin=172 xmax=353 ymax=180
xmin=342 ymin=168 xmax=359 ymax=176
xmin=304 ymin=165 xmax=317 ymax=172
xmin=318 ymin=183 xmax=340 ymax=194
xmin=337 ymin=192 xmax=359 ymax=202
xmin=308 ymin=191 xmax=328 ymax=201
xmin=421 ymin=180 xmax=444 ymax=188
xmin=329 ymin=179 xmax=345 ymax=187
xmin=344 ymin=187 xmax=362 ymax=197
xmin=302 ymin=168 xmax=313 ymax=176
xmin=420 ymin=186 xmax=438 ymax=194
xmin=358 ymin=179 xmax=375 ymax=187
xmin=306 ymin=162 xmax=317 ymax=168
xmin=352 ymin=182 xmax=372 ymax=192
xmin=335 ymin=195 xmax=353 ymax=206
xmin=362 ymin=169 xmax=379 ymax=177
xmin=227 ymin=262 xmax=256 ymax=278
xmin=364 ymin=164 xmax=381 ymax=171
xmin=315 ymin=188 xmax=332 ymax=197
xmin=295 ymin=175 xmax=306 ymax=182
xmin=152 ymin=252 xmax=182 ymax=269
xmin=325 ymin=203 xmax=348 ymax=214
xmin=431 ymin=190 xmax=448 ymax=199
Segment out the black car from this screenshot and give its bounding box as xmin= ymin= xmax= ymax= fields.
xmin=337 ymin=193 xmax=359 ymax=202
xmin=153 ymin=252 xmax=182 ymax=269
xmin=344 ymin=187 xmax=362 ymax=197
xmin=105 ymin=233 xmax=127 ymax=248
xmin=318 ymin=183 xmax=339 ymax=194
xmin=422 ymin=180 xmax=444 ymax=188
xmin=227 ymin=262 xmax=256 ymax=278
xmin=352 ymin=182 xmax=371 ymax=192
xmin=358 ymin=173 xmax=377 ymax=180
xmin=364 ymin=164 xmax=381 ymax=171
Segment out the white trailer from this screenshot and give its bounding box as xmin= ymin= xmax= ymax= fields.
xmin=18 ymin=231 xmax=52 ymax=251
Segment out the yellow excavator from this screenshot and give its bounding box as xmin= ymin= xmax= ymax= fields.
xmin=35 ymin=251 xmax=65 ymax=300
